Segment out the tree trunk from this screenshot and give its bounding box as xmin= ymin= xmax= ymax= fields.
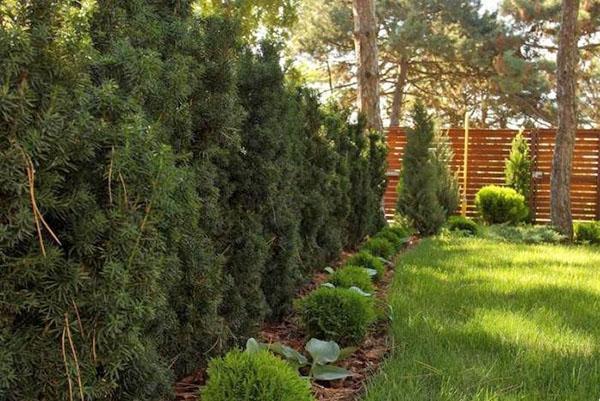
xmin=389 ymin=57 xmax=409 ymax=127
xmin=352 ymin=0 xmax=382 ymax=131
xmin=551 ymin=0 xmax=579 ymax=240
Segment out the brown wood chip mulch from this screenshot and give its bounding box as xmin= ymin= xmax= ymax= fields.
xmin=175 ymin=237 xmax=419 ymax=401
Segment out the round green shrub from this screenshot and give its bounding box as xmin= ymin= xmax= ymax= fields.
xmin=387 ymin=224 xmax=413 ymax=239
xmin=474 ymin=185 xmax=528 ymax=224
xmin=329 ymin=265 xmax=375 ymax=293
xmin=202 ymin=349 xmax=314 ymax=401
xmin=296 ymin=287 xmax=375 ymax=345
xmin=447 ymin=215 xmax=479 ymax=235
xmin=373 ymin=228 xmax=406 ymax=250
xmin=361 ymin=237 xmax=395 ymax=259
xmin=345 ymin=251 xmax=385 ymax=280
xmin=575 ymin=221 xmax=600 ymax=244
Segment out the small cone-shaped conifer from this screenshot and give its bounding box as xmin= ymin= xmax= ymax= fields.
xmin=397 ymin=102 xmax=445 ymax=235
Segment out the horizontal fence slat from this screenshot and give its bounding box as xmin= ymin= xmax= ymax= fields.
xmin=385 ymin=127 xmax=600 ymax=222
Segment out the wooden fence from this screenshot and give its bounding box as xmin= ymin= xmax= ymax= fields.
xmin=384 ymin=127 xmax=600 ymax=222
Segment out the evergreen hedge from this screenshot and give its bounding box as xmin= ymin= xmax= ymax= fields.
xmin=0 ymin=3 xmax=385 ymax=400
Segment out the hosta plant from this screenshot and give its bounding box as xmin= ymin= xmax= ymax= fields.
xmin=246 ymin=338 xmax=355 ymax=381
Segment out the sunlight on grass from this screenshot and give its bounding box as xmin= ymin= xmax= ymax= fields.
xmin=363 ymin=237 xmax=600 ymax=401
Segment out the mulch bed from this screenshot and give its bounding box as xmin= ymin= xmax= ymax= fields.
xmin=175 ymin=237 xmax=418 ymax=401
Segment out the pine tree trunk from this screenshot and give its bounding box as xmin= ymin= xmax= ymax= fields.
xmin=551 ymin=0 xmax=579 ymax=239
xmin=389 ymin=57 xmax=409 ymax=127
xmin=352 ymin=0 xmax=382 ymax=131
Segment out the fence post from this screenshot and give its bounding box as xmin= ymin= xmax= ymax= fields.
xmin=529 ymin=129 xmax=539 ymax=223
xmin=461 ymin=114 xmax=469 ymax=216
xmin=597 ymin=134 xmax=600 ymax=220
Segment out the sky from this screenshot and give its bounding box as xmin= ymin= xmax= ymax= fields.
xmin=481 ymin=0 xmax=500 ymax=13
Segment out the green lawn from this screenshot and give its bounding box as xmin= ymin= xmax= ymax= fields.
xmin=363 ymin=236 xmax=600 ymax=401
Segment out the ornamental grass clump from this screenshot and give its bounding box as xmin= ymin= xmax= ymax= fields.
xmin=345 ymin=251 xmax=385 ymax=280
xmin=296 ymin=287 xmax=376 ymax=345
xmin=475 ymin=185 xmax=528 ymax=224
xmin=328 ymin=265 xmax=375 ymax=294
xmin=202 ymin=349 xmax=314 ymax=401
xmin=361 ymin=237 xmax=395 ymax=259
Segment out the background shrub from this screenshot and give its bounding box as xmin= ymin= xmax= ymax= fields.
xmin=475 ymin=185 xmax=528 ymax=224
xmin=396 ymin=102 xmax=446 ymax=235
xmin=482 ymin=225 xmax=565 ymax=244
xmin=505 ymin=130 xmax=533 ymax=210
xmin=202 ymin=349 xmax=314 ymax=401
xmin=373 ymin=227 xmax=407 ymax=250
xmin=575 ymin=222 xmax=600 ymax=244
xmin=361 ymin=237 xmax=395 ymax=259
xmin=432 ymin=129 xmax=460 ymax=218
xmin=329 ymin=265 xmax=375 ymax=293
xmin=345 ymin=251 xmax=385 ymax=280
xmin=447 ymin=216 xmax=479 ymax=235
xmin=297 ymin=287 xmax=376 ymax=345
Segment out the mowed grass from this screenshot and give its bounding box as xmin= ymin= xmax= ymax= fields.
xmin=363 ymin=237 xmax=600 ymax=401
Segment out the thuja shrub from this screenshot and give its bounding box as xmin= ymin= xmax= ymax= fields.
xmin=329 ymin=265 xmax=375 ymax=294
xmin=574 ymin=222 xmax=600 ymax=244
xmin=296 ymin=287 xmax=375 ymax=345
xmin=361 ymin=237 xmax=395 ymax=259
xmin=202 ymin=349 xmax=314 ymax=401
xmin=475 ymin=185 xmax=528 ymax=224
xmin=345 ymin=251 xmax=385 ymax=280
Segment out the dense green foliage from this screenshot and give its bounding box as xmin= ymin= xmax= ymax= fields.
xmin=363 ymin=237 xmax=600 ymax=401
xmin=328 ymin=265 xmax=375 ymax=294
xmin=447 ymin=216 xmax=479 ymax=235
xmin=505 ymin=131 xmax=533 ymax=217
xmin=397 ymin=103 xmax=446 ymax=235
xmin=431 ymin=130 xmax=460 ymax=217
xmin=574 ymin=221 xmax=600 ymax=244
xmin=361 ymin=237 xmax=395 ymax=260
xmin=0 ymin=2 xmax=385 ymax=400
xmin=202 ymin=349 xmax=314 ymax=401
xmin=475 ymin=185 xmax=528 ymax=224
xmin=344 ymin=251 xmax=385 ymax=280
xmin=372 ymin=227 xmax=406 ymax=250
xmin=296 ymin=287 xmax=376 ymax=345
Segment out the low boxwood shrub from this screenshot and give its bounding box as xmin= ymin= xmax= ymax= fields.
xmin=575 ymin=221 xmax=600 ymax=244
xmin=296 ymin=287 xmax=375 ymax=345
xmin=202 ymin=349 xmax=314 ymax=401
xmin=447 ymin=215 xmax=479 ymax=235
xmin=474 ymin=185 xmax=528 ymax=224
xmin=345 ymin=251 xmax=385 ymax=280
xmin=328 ymin=265 xmax=375 ymax=293
xmin=361 ymin=237 xmax=395 ymax=259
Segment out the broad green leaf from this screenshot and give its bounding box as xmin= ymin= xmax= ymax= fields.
xmin=245 ymin=338 xmax=261 ymax=354
xmin=363 ymin=268 xmax=377 ymax=277
xmin=305 ymin=338 xmax=340 ymax=365
xmin=311 ymin=364 xmax=353 ymax=381
xmin=349 ymin=286 xmax=372 ymax=297
xmin=324 ymin=266 xmax=335 ymax=274
xmin=321 ymin=282 xmax=335 ymax=288
xmin=268 ymin=343 xmax=308 ymax=366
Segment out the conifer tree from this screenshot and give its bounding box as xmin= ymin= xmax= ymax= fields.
xmin=397 ymin=102 xmax=445 ymax=235
xmin=432 ymin=129 xmax=460 ymax=218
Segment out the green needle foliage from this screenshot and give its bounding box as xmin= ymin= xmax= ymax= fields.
xmin=505 ymin=130 xmax=533 ymax=220
xmin=0 ymin=2 xmax=386 ymax=400
xmin=397 ymin=102 xmax=446 ymax=235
